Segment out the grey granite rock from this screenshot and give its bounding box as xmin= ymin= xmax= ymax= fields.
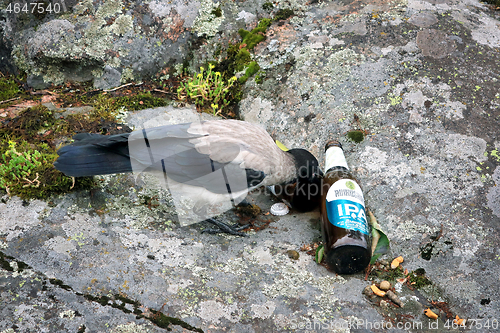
xmin=2 ymin=0 xmax=500 ymax=332
xmin=94 ymin=65 xmax=122 ymax=90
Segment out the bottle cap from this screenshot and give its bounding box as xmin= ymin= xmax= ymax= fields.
xmin=325 ymin=140 xmax=343 ymax=152
xmin=270 ymin=203 xmax=290 ymax=216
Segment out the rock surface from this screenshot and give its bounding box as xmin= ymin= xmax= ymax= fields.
xmin=2 ymin=0 xmax=500 ymax=332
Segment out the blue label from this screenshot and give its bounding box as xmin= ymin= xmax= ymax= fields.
xmin=326 ymin=199 xmax=369 ymax=235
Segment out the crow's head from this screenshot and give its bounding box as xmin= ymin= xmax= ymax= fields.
xmin=287 ymin=148 xmax=324 ymax=211
xmin=288 ymin=148 xmax=323 ymax=183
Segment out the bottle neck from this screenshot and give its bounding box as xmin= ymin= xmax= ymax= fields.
xmin=324 ymin=146 xmax=349 ymax=172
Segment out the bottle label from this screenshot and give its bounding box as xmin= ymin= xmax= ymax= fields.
xmin=325 ymin=146 xmax=349 ymax=171
xmin=325 ymin=179 xmax=369 ymax=235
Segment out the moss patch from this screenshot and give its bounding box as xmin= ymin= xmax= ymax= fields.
xmin=211 ymin=7 xmax=222 ymax=18
xmin=0 ymin=139 xmax=94 ymax=199
xmin=0 ymin=75 xmax=31 ymax=109
xmin=0 ymin=76 xmax=21 ymax=101
xmin=238 ymin=61 xmax=260 ymax=84
xmin=274 ymin=8 xmax=294 ymax=21
xmin=0 ymin=80 xmax=170 ymax=199
xmin=483 ymin=0 xmax=500 ymax=7
xmin=238 ymin=18 xmax=272 ymax=50
xmin=369 ymin=264 xmax=406 ymax=283
xmin=262 ymin=2 xmax=273 ymax=11
xmin=254 ymin=72 xmax=265 ymax=84
xmin=109 ymin=92 xmax=167 ymax=111
xmin=57 ymin=89 xmax=168 ymax=120
xmin=346 ymin=130 xmax=365 ymax=143
xmin=142 ymin=309 xmax=204 ymax=332
xmin=223 ymin=46 xmax=251 ymax=75
xmin=0 ymin=104 xmax=56 ymax=138
xmin=408 ymin=268 xmax=432 ymax=288
xmin=45 ymin=273 xmax=205 ymax=332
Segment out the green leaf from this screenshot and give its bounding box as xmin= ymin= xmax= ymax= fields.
xmin=315 ymin=245 xmax=324 ymax=264
xmin=369 ymin=210 xmax=390 ymax=265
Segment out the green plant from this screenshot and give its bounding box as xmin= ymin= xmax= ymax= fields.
xmin=274 ymin=8 xmax=294 ymax=21
xmin=238 ymin=61 xmax=261 ymax=83
xmin=0 ymin=76 xmax=20 ymax=101
xmin=408 ymin=269 xmax=432 ymax=288
xmin=211 ymin=7 xmax=222 ymax=17
xmin=482 ymin=0 xmax=500 ymax=7
xmin=262 ymin=2 xmax=273 ymax=11
xmin=254 ymin=72 xmax=264 ymax=84
xmin=177 ymin=64 xmax=237 ymax=115
xmin=0 ymin=141 xmax=47 ymax=192
xmin=0 ymin=139 xmax=94 ymax=199
xmin=347 ymin=130 xmax=365 ymax=143
xmin=238 ymin=18 xmax=273 ymax=50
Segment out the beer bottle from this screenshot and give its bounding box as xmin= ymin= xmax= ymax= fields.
xmin=320 ymin=140 xmax=371 ymax=274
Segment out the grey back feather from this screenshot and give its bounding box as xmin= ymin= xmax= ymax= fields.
xmin=128 ymin=120 xmax=295 ymax=194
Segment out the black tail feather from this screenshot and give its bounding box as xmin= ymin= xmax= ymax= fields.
xmin=54 ymin=133 xmax=132 ymax=177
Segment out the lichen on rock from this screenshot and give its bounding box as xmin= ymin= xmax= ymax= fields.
xmin=192 ymin=0 xmax=225 ymax=37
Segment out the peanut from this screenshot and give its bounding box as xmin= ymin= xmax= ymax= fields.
xmin=370 ymin=284 xmax=386 ymax=297
xmin=454 ymin=315 xmax=466 ymax=326
xmin=424 ymin=308 xmax=438 ymax=320
xmin=391 ymin=256 xmax=404 ymax=269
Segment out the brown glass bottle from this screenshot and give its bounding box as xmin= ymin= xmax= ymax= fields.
xmin=320 ymin=140 xmax=371 ymax=274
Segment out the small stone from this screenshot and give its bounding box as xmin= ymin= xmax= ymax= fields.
xmin=408 ymin=13 xmax=438 ymax=28
xmin=363 ymin=285 xmax=375 ymax=297
xmin=386 ymin=290 xmax=403 ymax=307
xmin=287 ymin=250 xmax=299 ymax=260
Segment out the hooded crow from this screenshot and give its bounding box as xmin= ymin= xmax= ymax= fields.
xmin=54 ymin=119 xmax=323 ymax=232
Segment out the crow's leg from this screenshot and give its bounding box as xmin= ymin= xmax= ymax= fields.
xmin=200 ymin=200 xmax=254 ymax=236
xmin=202 ymin=218 xmax=249 ymax=237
